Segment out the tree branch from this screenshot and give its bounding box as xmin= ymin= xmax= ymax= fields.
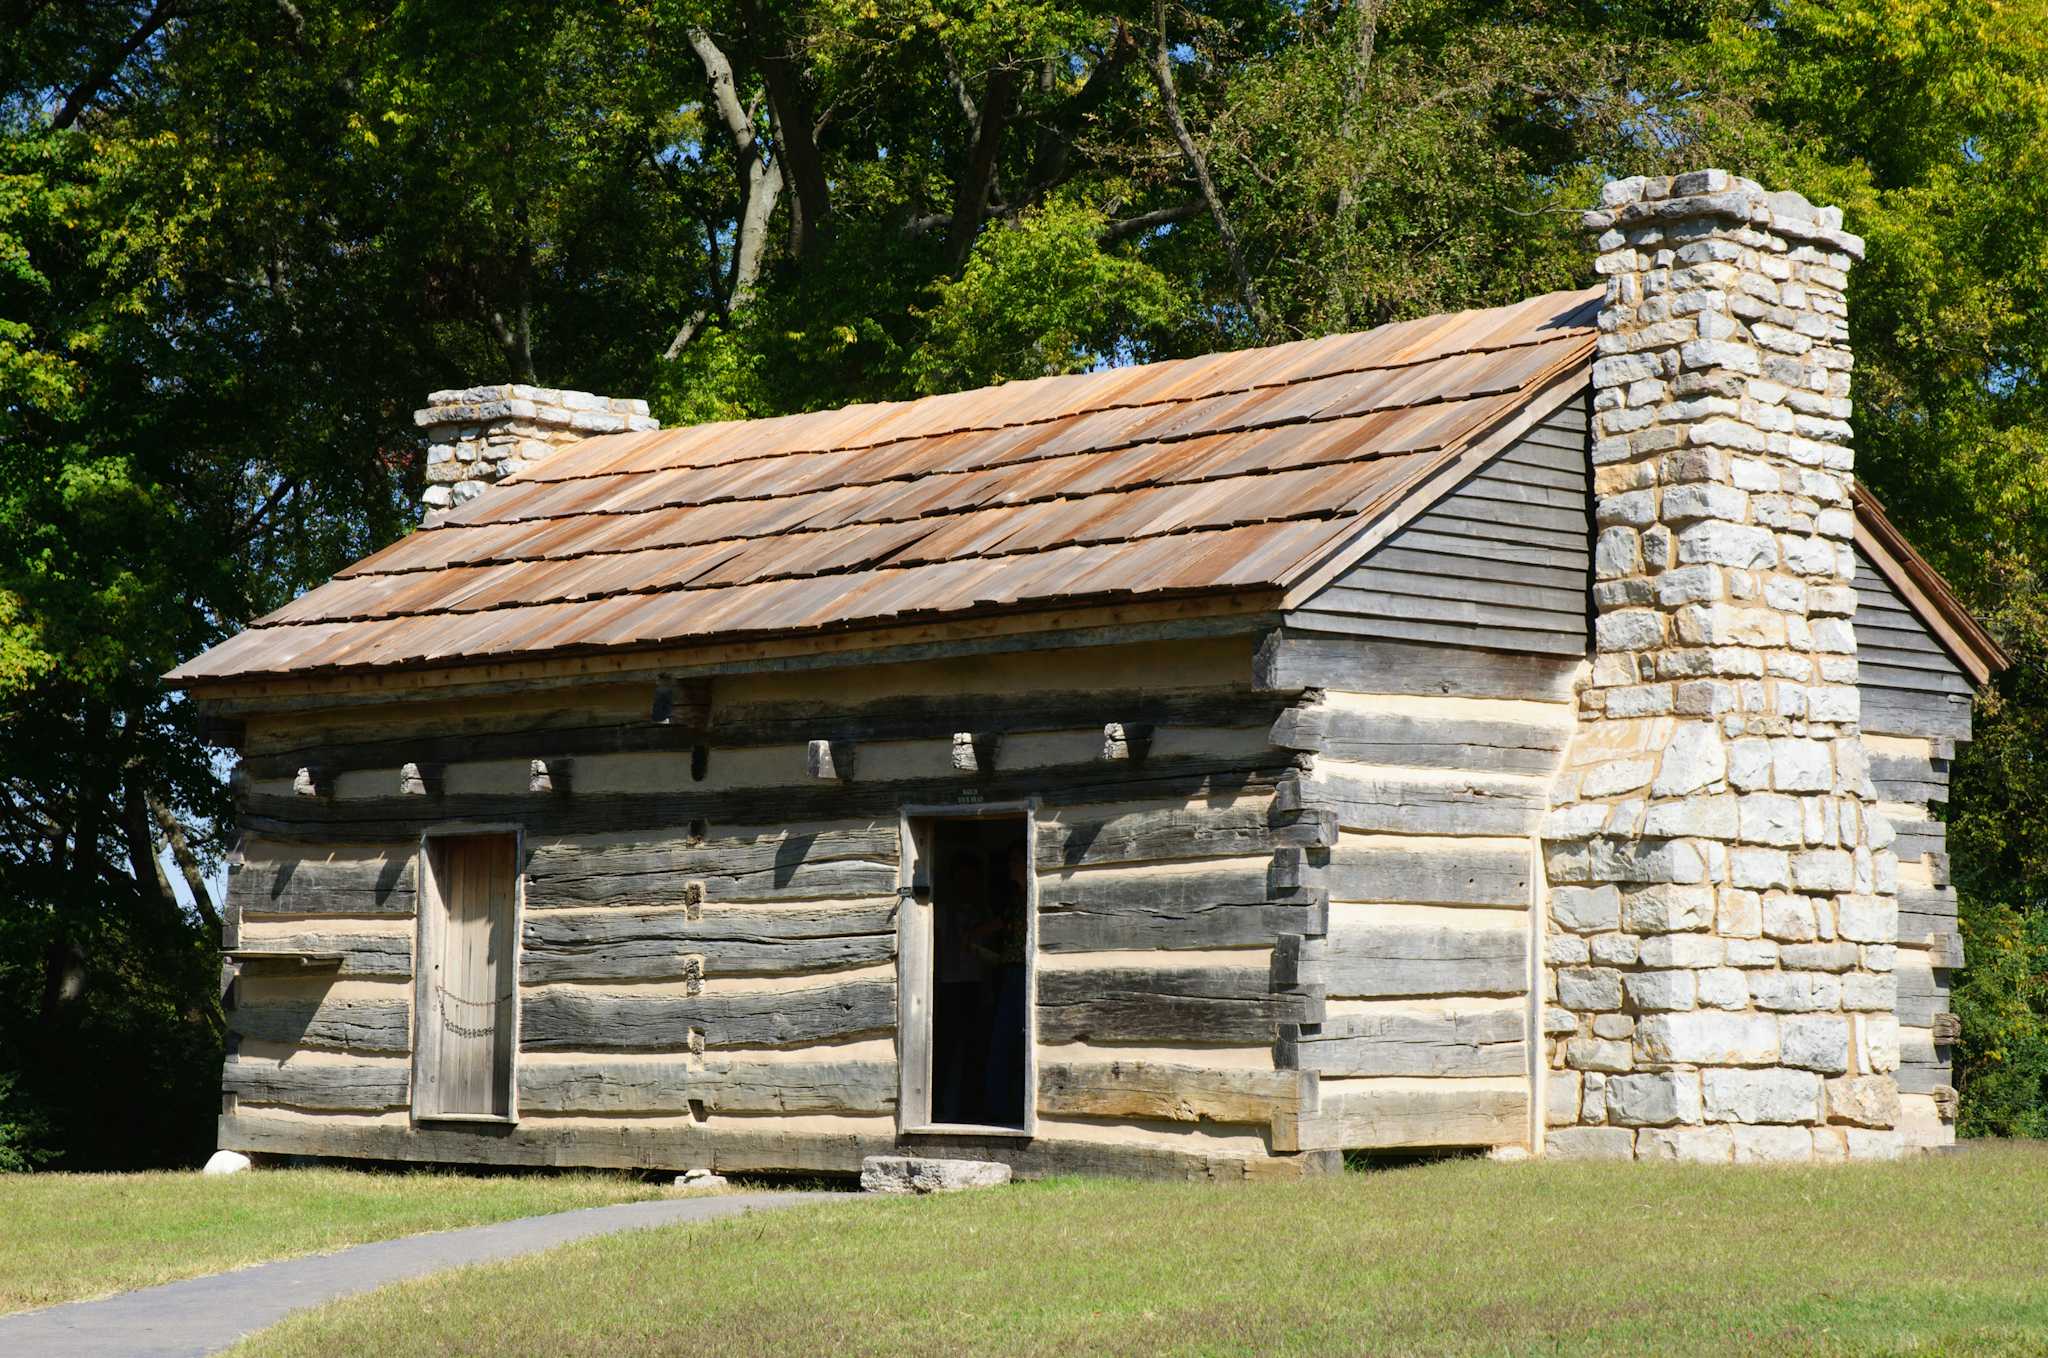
xmin=944 ymin=64 xmax=1019 ymax=272
xmin=668 ymin=26 xmax=787 ymax=359
xmin=738 ymin=0 xmax=831 ymax=261
xmin=51 ymin=0 xmax=178 ymax=130
xmin=1143 ymin=1 xmax=1269 ymax=339
xmin=1100 ymin=199 xmax=1204 ymax=241
xmin=149 ymin=792 xmax=221 ymax=935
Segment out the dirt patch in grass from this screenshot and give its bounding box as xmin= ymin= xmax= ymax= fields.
xmin=0 ymin=1165 xmax=660 ymax=1315
xmin=232 ymin=1146 xmax=2048 ymax=1358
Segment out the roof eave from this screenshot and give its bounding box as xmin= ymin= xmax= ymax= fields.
xmin=1851 ymin=486 xmax=2009 ymax=686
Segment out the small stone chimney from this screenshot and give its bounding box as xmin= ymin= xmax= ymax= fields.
xmin=416 ymin=384 xmax=659 ymax=520
xmin=1541 ymin=171 xmax=1901 ymax=1162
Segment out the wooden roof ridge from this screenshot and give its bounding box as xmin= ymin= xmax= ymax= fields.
xmin=1852 ymin=486 xmax=2009 ymax=686
xmin=333 ymin=351 xmax=1588 ymax=584
xmin=499 ymin=286 xmax=1607 ymax=490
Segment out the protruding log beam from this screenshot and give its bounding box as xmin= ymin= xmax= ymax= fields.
xmin=806 ymin=739 xmax=854 ymax=781
xmin=1100 ymin=722 xmax=1154 ymax=763
xmin=1932 ymin=1084 xmax=1959 ymax=1121
xmin=397 ymin=762 xmax=445 ymax=797
xmin=951 ymin=731 xmax=1001 ymax=773
xmin=1931 ymin=1011 xmax=1961 ymax=1045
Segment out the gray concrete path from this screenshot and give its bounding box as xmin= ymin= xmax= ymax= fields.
xmin=0 ymin=1190 xmax=815 ymax=1358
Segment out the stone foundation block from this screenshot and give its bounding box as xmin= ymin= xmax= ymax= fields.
xmin=1544 ymin=1127 xmax=1636 ymax=1161
xmin=861 ymin=1156 xmax=1014 ymax=1194
xmin=1702 ymin=1068 xmax=1822 ymax=1125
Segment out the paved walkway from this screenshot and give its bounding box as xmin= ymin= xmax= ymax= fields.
xmin=0 ymin=1191 xmax=815 ymax=1358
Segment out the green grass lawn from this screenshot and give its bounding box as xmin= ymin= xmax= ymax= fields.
xmin=0 ymin=1166 xmax=661 ymax=1315
xmin=233 ymin=1146 xmax=2048 ymax=1358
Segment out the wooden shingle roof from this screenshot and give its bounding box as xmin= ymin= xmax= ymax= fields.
xmin=169 ymin=287 xmax=1602 ymax=686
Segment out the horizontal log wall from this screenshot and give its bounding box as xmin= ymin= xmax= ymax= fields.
xmin=1261 ymin=631 xmax=1582 ymax=1154
xmin=1854 ymin=554 xmax=1972 ymax=1149
xmin=221 ymin=637 xmax=1327 ymax=1175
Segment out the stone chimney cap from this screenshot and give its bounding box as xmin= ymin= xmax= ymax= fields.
xmin=1583 ymin=171 xmax=1864 ymax=262
xmin=415 ymin=383 xmax=657 ymax=436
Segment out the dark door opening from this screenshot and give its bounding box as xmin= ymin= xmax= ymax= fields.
xmin=928 ymin=815 xmax=1030 ymax=1128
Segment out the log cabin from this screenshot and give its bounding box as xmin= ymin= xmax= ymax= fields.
xmin=169 ymin=171 xmax=2006 ymax=1176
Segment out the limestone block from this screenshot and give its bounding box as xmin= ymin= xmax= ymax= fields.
xmin=1770 ymin=740 xmax=1833 ymax=792
xmin=861 ymin=1156 xmax=1013 ymax=1194
xmin=1556 ymin=880 xmax=1622 ymax=934
xmin=1732 ymin=1124 xmax=1814 ymax=1163
xmin=1778 ymin=942 xmax=1858 ymax=972
xmin=1637 ymin=934 xmax=1723 ymax=968
xmin=1702 ymin=1068 xmax=1822 ymax=1124
xmin=1643 ymin=793 xmax=1737 ymax=839
xmin=1559 ymin=968 xmax=1624 ymax=1012
xmin=1737 ymin=794 xmax=1802 ymax=847
xmin=1728 ymin=739 xmax=1773 ymax=790
xmin=1696 ymin=968 xmax=1750 ymax=1009
xmin=1855 ymin=1014 xmax=1901 ymax=1073
xmin=1624 ymin=970 xmax=1698 ymax=1013
xmin=1558 ymin=923 xmax=1620 ymax=962
xmin=1564 ymin=1037 xmax=1633 ymax=1073
xmin=203 ymin=1150 xmax=252 ymax=1176
xmin=1636 ymin=1125 xmax=1735 ymax=1163
xmin=1825 ymin=1075 xmax=1900 ymax=1128
xmin=1592 ymin=1014 xmax=1636 ymax=1040
xmin=1748 ymin=971 xmax=1840 ymax=1012
xmin=1840 ymin=972 xmax=1897 ymax=1011
xmin=1762 ymin=893 xmax=1818 ymax=942
xmin=1724 ymin=938 xmax=1779 ymax=968
xmin=1544 ymin=1127 xmax=1636 ymax=1161
xmin=1790 ymin=849 xmax=1853 ymax=893
xmin=1780 ymin=1015 xmax=1850 ymax=1074
xmin=1636 ymin=1011 xmax=1778 ymax=1065
xmin=1621 ymin=883 xmax=1715 ymax=934
xmin=1836 ymin=894 xmax=1896 ymax=944
xmin=1547 ymin=1071 xmax=1583 ymax=1126
xmin=1716 ymin=888 xmax=1762 ymax=938
xmin=1607 ymin=1072 xmax=1703 ymax=1127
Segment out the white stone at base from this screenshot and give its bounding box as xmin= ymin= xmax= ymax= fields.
xmin=203 ymin=1150 xmax=252 ymax=1176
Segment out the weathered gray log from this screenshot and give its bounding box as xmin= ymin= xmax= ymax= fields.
xmin=1324 ymin=843 xmax=1531 ymax=908
xmin=1276 ymin=769 xmax=1545 ymax=837
xmin=238 ymin=686 xmax=1283 ymax=780
xmin=233 ymin=932 xmax=412 ymax=978
xmin=519 ymin=904 xmax=897 ymax=983
xmin=525 ymin=835 xmax=898 ymax=908
xmin=1294 ymin=1082 xmax=1527 ymax=1150
xmin=229 ymin=996 xmax=412 ymax=1053
xmin=1896 ymin=969 xmax=1950 ymax=1029
xmin=1268 ymin=704 xmax=1568 ymax=775
xmin=520 ymin=977 xmax=896 ymax=1051
xmin=1035 ymin=804 xmax=1277 ymax=869
xmin=216 ymin=1111 xmax=1331 ymax=1181
xmin=1036 ymin=1061 xmax=1308 ymax=1130
xmin=222 ymin=1056 xmax=410 ymax=1110
xmin=1037 ymin=865 xmax=1320 ymax=952
xmin=1315 ymin=926 xmax=1528 ymax=999
xmin=1254 ymin=632 xmax=1581 ymax=701
xmin=239 ymin=753 xmax=1291 ymax=843
xmin=1281 ymin=1007 xmax=1525 ymax=1076
xmin=517 ymin=1058 xmax=896 ymax=1114
xmin=1036 ymin=968 xmax=1311 ymax=1044
xmin=229 ymin=848 xmax=417 ymax=918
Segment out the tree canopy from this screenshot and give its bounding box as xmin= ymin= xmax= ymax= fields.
xmin=2 ymin=0 xmax=2045 ymax=1164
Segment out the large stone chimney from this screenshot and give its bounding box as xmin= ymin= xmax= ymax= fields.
xmin=1540 ymin=171 xmax=1901 ymax=1162
xmin=416 ymin=384 xmax=659 ymax=521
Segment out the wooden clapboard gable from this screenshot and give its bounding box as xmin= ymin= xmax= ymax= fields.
xmin=1854 ymin=548 xmax=1973 ymax=743
xmin=1283 ymin=391 xmax=1591 ymax=656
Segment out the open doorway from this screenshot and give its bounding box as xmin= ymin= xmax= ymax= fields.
xmin=924 ymin=814 xmax=1031 ymax=1130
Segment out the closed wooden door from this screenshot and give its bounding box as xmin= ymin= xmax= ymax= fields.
xmin=417 ymin=833 xmax=517 ymax=1119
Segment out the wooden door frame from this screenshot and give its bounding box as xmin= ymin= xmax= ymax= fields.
xmin=895 ymin=799 xmax=1039 ymax=1138
xmin=411 ymin=823 xmax=525 ymax=1126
